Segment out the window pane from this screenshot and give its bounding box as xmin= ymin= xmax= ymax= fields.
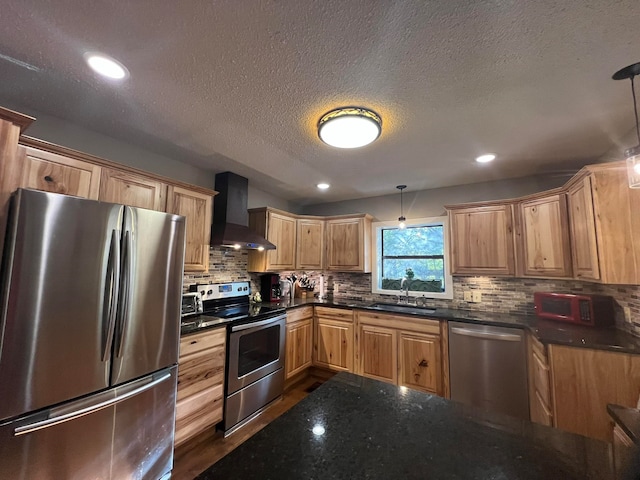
xmin=381 ymin=258 xmax=445 ymax=293
xmin=382 ymin=225 xmax=444 ymax=256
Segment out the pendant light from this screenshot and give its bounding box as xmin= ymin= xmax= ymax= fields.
xmin=612 ymin=62 xmax=640 ymax=188
xmin=396 ymin=185 xmax=407 ymax=229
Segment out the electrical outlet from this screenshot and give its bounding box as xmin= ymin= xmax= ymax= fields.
xmin=463 ymin=291 xmax=472 ymax=302
xmin=624 ymin=306 xmax=632 ymax=322
xmin=472 ymin=291 xmax=482 ymax=303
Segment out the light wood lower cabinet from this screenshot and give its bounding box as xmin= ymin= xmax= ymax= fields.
xmin=175 ymin=328 xmax=226 ymax=447
xmin=527 ymin=334 xmax=554 ymax=427
xmin=355 ymin=311 xmax=445 ymax=396
xmin=313 ymin=307 xmax=354 ymax=372
xmin=285 ymin=307 xmax=314 ymax=379
xmin=549 ymin=344 xmax=640 ymax=441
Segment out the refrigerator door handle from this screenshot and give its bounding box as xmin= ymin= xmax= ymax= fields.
xmin=102 ymin=229 xmax=121 ymax=362
xmin=115 ymin=229 xmax=132 ymax=358
xmin=13 ymin=372 xmax=171 ymax=436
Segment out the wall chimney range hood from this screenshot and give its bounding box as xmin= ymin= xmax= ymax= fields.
xmin=210 ymin=172 xmax=275 ymax=250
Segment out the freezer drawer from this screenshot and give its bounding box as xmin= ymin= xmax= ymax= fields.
xmin=0 ymin=366 xmax=177 ymax=480
xmin=448 ymin=322 xmax=529 ymax=420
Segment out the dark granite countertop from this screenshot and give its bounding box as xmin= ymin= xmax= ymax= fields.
xmin=609 ymin=404 xmax=640 ymax=445
xmin=267 ymin=298 xmax=640 ymax=354
xmin=197 ymin=372 xmax=636 ymax=480
xmin=179 ymin=315 xmax=230 ymax=336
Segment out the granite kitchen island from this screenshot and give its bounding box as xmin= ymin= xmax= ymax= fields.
xmin=196 ymin=373 xmax=638 ymax=480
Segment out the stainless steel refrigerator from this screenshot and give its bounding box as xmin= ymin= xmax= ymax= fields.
xmin=0 ymin=189 xmax=186 ymax=479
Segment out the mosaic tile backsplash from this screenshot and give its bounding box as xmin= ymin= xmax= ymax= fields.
xmin=184 ymin=248 xmax=640 ymax=336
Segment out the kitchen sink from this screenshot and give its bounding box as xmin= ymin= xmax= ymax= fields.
xmin=367 ymin=303 xmax=436 ymax=315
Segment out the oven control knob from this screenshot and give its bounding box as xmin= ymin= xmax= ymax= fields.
xmin=207 ymin=289 xmax=213 ymax=295
xmin=200 ymin=290 xmax=205 ymax=296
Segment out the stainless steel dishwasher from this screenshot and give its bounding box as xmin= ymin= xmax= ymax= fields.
xmin=448 ymin=322 xmax=529 ymax=420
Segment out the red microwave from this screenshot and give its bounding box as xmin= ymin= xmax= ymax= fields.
xmin=533 ymin=292 xmax=615 ymax=327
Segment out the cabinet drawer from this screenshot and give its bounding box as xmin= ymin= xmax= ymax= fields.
xmin=357 ymin=311 xmax=440 ymax=335
xmin=531 ymin=389 xmax=553 ymax=427
xmin=287 ymin=306 xmax=314 ymax=324
xmin=315 ymin=306 xmax=353 ymax=323
xmin=174 ymin=384 xmax=224 ymax=446
xmin=532 ymin=350 xmax=551 ymax=404
xmin=179 ymin=328 xmax=226 ymax=357
xmin=177 ymin=347 xmax=225 ymax=402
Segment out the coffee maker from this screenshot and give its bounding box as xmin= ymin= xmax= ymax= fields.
xmin=260 ymin=273 xmax=281 ymax=302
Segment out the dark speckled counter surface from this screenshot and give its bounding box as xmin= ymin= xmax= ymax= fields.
xmin=609 ymin=404 xmax=640 ymax=445
xmin=196 ymin=372 xmax=633 ymax=480
xmin=268 ymin=298 xmax=640 ymax=354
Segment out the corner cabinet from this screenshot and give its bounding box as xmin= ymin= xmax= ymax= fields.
xmin=313 ymin=307 xmax=354 ymax=372
xmin=1 ymin=139 xmax=216 ymax=273
xmin=566 ymin=176 xmax=600 ymax=280
xmin=296 ymin=217 xmax=324 ymax=270
xmin=447 ymin=204 xmax=515 ymax=276
xmin=516 ymin=192 xmax=572 ymax=278
xmin=248 ymin=208 xmax=297 ymax=272
xmin=325 ymin=214 xmax=372 ymax=273
xmin=166 ymin=186 xmax=213 ymax=272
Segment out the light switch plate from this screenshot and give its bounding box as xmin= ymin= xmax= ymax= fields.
xmin=472 ymin=291 xmax=482 ymax=303
xmin=463 ymin=291 xmax=472 ymax=302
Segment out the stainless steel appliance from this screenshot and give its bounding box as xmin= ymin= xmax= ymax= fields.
xmin=0 ymin=189 xmax=186 ymax=480
xmin=189 ymin=282 xmax=285 ymax=435
xmin=181 ymin=292 xmax=203 ymax=318
xmin=448 ymin=322 xmax=529 ymax=420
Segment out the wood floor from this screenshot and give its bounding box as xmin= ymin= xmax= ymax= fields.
xmin=172 ymin=375 xmax=325 ymax=480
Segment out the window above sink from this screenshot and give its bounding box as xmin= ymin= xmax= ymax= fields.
xmin=371 ymin=216 xmax=453 ymax=300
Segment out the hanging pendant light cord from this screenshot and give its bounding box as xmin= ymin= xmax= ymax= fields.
xmin=400 ymin=189 xmax=404 ymax=217
xmin=631 ymin=75 xmax=640 ymax=144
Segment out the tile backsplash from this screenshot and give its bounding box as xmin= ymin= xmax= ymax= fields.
xmin=184 ymin=248 xmax=640 ymax=336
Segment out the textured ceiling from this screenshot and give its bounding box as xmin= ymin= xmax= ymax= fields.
xmin=0 ymin=0 xmax=639 ymax=204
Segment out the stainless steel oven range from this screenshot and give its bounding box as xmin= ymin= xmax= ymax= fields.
xmin=189 ymin=282 xmax=286 ymax=435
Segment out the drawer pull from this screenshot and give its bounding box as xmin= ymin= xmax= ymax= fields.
xmin=44 ymin=175 xmax=54 ymax=182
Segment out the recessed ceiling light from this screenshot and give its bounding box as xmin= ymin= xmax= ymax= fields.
xmin=475 ymin=154 xmax=496 ymax=163
xmin=318 ymin=107 xmax=382 ymax=148
xmin=84 ymin=52 xmax=129 ymax=80
xmin=317 ymin=183 xmax=330 ymax=190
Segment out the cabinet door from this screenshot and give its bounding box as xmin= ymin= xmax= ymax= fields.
xmin=399 ymin=332 xmax=441 ymax=395
xmin=166 ymin=185 xmax=213 ymax=272
xmin=285 ymin=319 xmax=313 ymax=379
xmin=99 ymin=167 xmax=166 ymax=211
xmin=549 ymin=345 xmax=640 ymax=441
xmin=314 ymin=318 xmax=354 ymax=372
xmin=448 ymin=205 xmax=515 ymax=275
xmin=326 ymin=217 xmax=370 ymax=272
xmin=566 ymin=177 xmax=600 ymax=280
xmin=296 ymin=218 xmax=324 ymax=270
xmin=358 ymin=324 xmax=397 ymax=384
xmin=266 ymin=211 xmax=297 ymax=270
xmin=18 ymin=145 xmax=101 ymax=199
xmin=518 ymin=194 xmax=572 ymax=278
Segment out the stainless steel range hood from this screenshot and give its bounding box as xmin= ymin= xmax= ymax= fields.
xmin=210 ymin=172 xmax=275 ymax=250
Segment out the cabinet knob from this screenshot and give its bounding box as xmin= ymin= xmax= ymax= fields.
xmin=44 ymin=175 xmax=54 ymax=182
xmin=419 ymin=359 xmax=429 ymax=367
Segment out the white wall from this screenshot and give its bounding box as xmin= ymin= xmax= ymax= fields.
xmin=300 ymin=175 xmax=568 ymax=220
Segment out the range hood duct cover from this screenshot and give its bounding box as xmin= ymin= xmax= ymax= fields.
xmin=210 ymin=172 xmax=275 ymax=250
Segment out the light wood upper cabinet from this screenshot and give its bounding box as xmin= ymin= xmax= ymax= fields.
xmin=17 ymin=145 xmax=102 ymax=199
xmin=448 ymin=204 xmax=515 ymax=276
xmin=549 ymin=344 xmax=640 ymax=441
xmin=358 ymin=324 xmax=397 ymax=384
xmin=99 ymin=167 xmax=166 ymax=211
xmin=398 ymin=332 xmax=441 ymax=395
xmin=175 ymin=328 xmax=226 ymax=447
xmin=296 ymin=217 xmax=324 ymax=270
xmin=566 ymin=176 xmax=600 ymax=281
xmin=166 ymin=186 xmax=213 ymax=272
xmin=516 ymin=193 xmax=572 ymax=278
xmin=248 ymin=208 xmax=297 ymax=272
xmin=314 ymin=307 xmax=354 ymax=372
xmin=325 ymin=215 xmax=372 ymax=273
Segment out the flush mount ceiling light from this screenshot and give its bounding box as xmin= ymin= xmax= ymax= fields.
xmin=84 ymin=52 xmax=129 ymax=80
xmin=475 ymin=154 xmax=496 ymax=163
xmin=396 ymin=184 xmax=407 ymax=229
xmin=317 ymin=183 xmax=330 ymax=190
xmin=613 ymin=62 xmax=640 ymax=188
xmin=317 ymin=107 xmax=382 ymax=148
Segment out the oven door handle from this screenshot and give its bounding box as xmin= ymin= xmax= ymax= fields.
xmin=231 ymin=315 xmax=285 ymax=332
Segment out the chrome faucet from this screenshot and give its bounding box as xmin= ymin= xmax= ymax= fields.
xmin=399 ymin=277 xmax=410 ymax=304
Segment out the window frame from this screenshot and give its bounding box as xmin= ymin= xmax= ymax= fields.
xmin=371 ymin=216 xmax=453 ymax=300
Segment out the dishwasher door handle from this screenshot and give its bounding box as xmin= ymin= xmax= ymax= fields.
xmin=450 ymin=327 xmax=522 ymax=342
